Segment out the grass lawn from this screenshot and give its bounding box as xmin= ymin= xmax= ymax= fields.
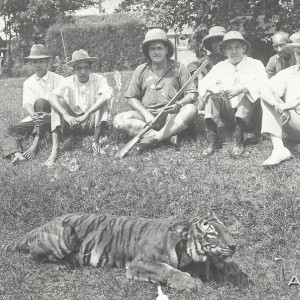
xmin=0 ymin=72 xmax=299 ymax=300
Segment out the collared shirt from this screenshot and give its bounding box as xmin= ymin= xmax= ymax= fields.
xmin=268 ymin=64 xmax=300 ymax=114
xmin=265 ymin=53 xmax=296 ymax=79
xmin=198 ymin=56 xmax=268 ymax=108
xmin=23 ymin=71 xmax=63 ymax=108
xmin=53 ymin=73 xmax=113 ymax=115
xmin=125 ymin=59 xmax=197 ymax=113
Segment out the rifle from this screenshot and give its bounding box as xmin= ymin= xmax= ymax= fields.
xmin=116 ymin=59 xmax=209 ymax=158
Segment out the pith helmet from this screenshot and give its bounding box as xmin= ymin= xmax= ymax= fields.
xmin=67 ymin=49 xmax=98 ymax=67
xmin=202 ymin=26 xmax=226 ymax=52
xmin=284 ymin=32 xmax=300 ymax=54
xmin=218 ymin=31 xmax=251 ymax=55
xmin=25 ymin=44 xmax=51 ymax=60
xmin=141 ymin=28 xmax=174 ymax=60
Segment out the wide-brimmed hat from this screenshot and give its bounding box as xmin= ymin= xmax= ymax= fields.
xmin=25 ymin=44 xmax=51 ymax=60
xmin=218 ymin=31 xmax=251 ymax=55
xmin=202 ymin=26 xmax=226 ymax=52
xmin=67 ymin=49 xmax=98 ymax=67
xmin=141 ymin=28 xmax=174 ymax=60
xmin=284 ymin=32 xmax=300 ymax=54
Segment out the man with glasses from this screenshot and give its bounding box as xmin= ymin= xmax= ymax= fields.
xmin=0 ymin=44 xmax=63 ymax=164
xmin=198 ymin=31 xmax=268 ymax=157
xmin=266 ymin=31 xmax=296 ymax=79
xmin=45 ymin=49 xmax=112 ymax=166
xmin=113 ymin=28 xmax=198 ymax=152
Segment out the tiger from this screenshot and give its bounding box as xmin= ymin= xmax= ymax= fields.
xmin=14 ymin=211 xmax=251 ymax=291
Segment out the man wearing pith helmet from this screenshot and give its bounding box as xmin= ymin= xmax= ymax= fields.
xmin=113 ymin=28 xmax=198 ymax=152
xmin=45 ymin=49 xmax=113 ymax=166
xmin=260 ymin=32 xmax=300 ymax=166
xmin=0 ymin=44 xmax=63 ymax=164
xmin=198 ymin=31 xmax=268 ymax=157
xmin=198 ymin=26 xmax=226 ymax=79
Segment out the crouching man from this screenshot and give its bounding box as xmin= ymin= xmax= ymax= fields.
xmin=113 ymin=28 xmax=198 ymax=152
xmin=0 ymin=44 xmax=63 ymax=164
xmin=260 ymin=33 xmax=300 ymax=166
xmin=199 ymin=31 xmax=268 ymax=157
xmin=45 ymin=49 xmax=112 ymax=166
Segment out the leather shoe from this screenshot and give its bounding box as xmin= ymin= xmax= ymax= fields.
xmin=202 ymin=145 xmax=217 ymax=156
xmin=231 ymin=144 xmax=245 ymax=157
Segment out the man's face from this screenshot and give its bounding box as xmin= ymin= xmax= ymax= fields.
xmin=210 ymin=37 xmax=223 ymax=54
xmin=148 ymin=41 xmax=168 ymax=64
xmin=31 ymin=58 xmax=49 ymax=78
xmin=294 ymin=47 xmax=300 ymax=64
xmin=74 ymin=62 xmax=91 ymax=83
xmin=225 ymin=41 xmax=246 ymax=65
xmin=272 ymin=34 xmax=290 ymax=58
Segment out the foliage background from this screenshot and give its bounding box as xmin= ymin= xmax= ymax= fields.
xmin=46 ymin=14 xmax=147 ymax=73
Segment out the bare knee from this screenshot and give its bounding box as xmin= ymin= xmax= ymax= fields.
xmin=34 ymin=98 xmax=51 ymax=113
xmin=113 ymin=113 xmax=126 ymax=130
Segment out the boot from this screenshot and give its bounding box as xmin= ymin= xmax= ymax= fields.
xmin=202 ymin=128 xmax=219 ymax=157
xmin=231 ymin=126 xmax=245 ymax=157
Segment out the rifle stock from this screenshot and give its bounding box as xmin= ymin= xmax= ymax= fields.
xmin=116 ymin=59 xmax=209 ymax=158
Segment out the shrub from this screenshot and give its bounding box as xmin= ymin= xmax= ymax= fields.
xmin=46 ymin=16 xmax=147 ymax=73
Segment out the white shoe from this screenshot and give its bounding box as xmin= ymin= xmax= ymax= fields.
xmin=263 ymin=147 xmax=292 ymax=166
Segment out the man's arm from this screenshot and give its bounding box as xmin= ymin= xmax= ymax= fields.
xmin=127 ymin=97 xmax=155 ymax=123
xmin=265 ymin=56 xmax=276 ymax=79
xmin=49 ymin=93 xmax=78 ymax=126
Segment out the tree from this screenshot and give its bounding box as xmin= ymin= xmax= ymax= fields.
xmin=115 ymin=0 xmax=154 ymax=12
xmin=0 ymin=0 xmax=97 ymax=45
xmin=117 ymin=0 xmax=300 ymax=58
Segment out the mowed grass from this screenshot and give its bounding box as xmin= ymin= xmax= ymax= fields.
xmin=0 ymin=72 xmax=299 ymax=300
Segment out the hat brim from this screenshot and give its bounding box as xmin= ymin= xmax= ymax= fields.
xmin=218 ymin=38 xmax=251 ymax=56
xmin=202 ymin=34 xmax=225 ymax=52
xmin=141 ymin=38 xmax=174 ymax=60
xmin=25 ymin=55 xmax=51 ymax=60
xmin=67 ymin=57 xmax=98 ymax=67
xmin=284 ymin=43 xmax=300 ymax=54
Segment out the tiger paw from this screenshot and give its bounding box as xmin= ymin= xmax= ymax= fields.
xmin=168 ymin=271 xmax=202 ymax=291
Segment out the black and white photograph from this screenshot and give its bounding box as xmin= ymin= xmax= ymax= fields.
xmin=0 ymin=0 xmax=299 ymax=299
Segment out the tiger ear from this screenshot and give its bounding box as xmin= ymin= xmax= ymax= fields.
xmin=173 ymin=223 xmax=189 ymax=239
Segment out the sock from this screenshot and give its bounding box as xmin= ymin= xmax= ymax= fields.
xmin=270 ymin=134 xmax=284 ymax=151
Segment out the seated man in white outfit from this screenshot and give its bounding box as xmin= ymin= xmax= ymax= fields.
xmin=45 ymin=49 xmax=113 ymax=166
xmin=260 ymin=33 xmax=300 ymax=166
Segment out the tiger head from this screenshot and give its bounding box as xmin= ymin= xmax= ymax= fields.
xmin=185 ymin=212 xmax=236 ymax=263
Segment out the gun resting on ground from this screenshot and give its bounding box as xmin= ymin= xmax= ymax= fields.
xmin=116 ymin=59 xmax=209 ymax=158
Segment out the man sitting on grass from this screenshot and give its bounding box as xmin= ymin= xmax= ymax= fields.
xmin=113 ymin=28 xmax=198 ymax=152
xmin=45 ymin=49 xmax=112 ymax=167
xmin=0 ymin=44 xmax=63 ymax=164
xmin=198 ymin=31 xmax=268 ymax=157
xmin=260 ymin=33 xmax=300 ymax=166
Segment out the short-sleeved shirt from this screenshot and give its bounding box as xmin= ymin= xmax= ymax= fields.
xmin=265 ymin=53 xmax=296 ymax=79
xmin=198 ymin=56 xmax=268 ymax=108
xmin=125 ymin=59 xmax=197 ymax=113
xmin=23 ymin=71 xmax=63 ymax=108
xmin=268 ymin=65 xmax=300 ymax=114
xmin=53 ymin=73 xmax=113 ymax=115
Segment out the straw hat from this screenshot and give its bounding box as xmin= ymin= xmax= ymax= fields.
xmin=202 ymin=26 xmax=226 ymax=52
xmin=218 ymin=31 xmax=251 ymax=55
xmin=284 ymin=32 xmax=300 ymax=54
xmin=25 ymin=44 xmax=51 ymax=60
xmin=67 ymin=49 xmax=98 ymax=67
xmin=141 ymin=28 xmax=174 ymax=60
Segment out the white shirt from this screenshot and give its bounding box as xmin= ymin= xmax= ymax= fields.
xmin=23 ymin=71 xmax=63 ymax=108
xmin=198 ymin=56 xmax=268 ymax=108
xmin=268 ymin=65 xmax=300 ymax=114
xmin=53 ymin=73 xmax=113 ymax=115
